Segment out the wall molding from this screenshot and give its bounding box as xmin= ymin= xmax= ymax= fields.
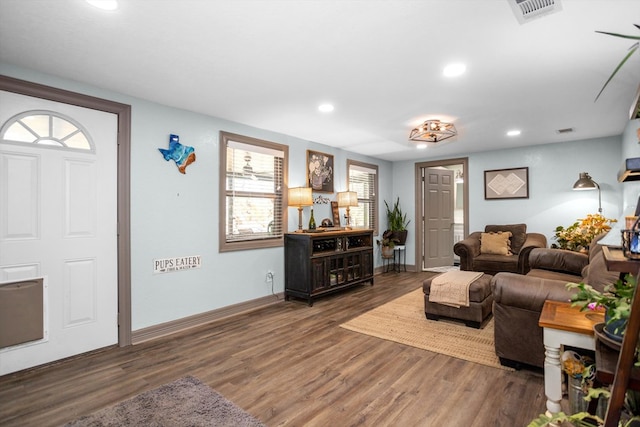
xmin=131 ymin=293 xmax=284 ymax=344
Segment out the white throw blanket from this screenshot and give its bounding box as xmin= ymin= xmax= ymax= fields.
xmin=428 ymin=270 xmax=483 ymax=308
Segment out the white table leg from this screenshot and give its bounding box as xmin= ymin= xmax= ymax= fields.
xmin=544 ymin=342 xmax=563 ymax=414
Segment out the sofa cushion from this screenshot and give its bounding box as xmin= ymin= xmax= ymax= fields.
xmin=485 ymin=223 xmax=527 ymax=254
xmin=527 ymin=268 xmax=582 ymax=284
xmin=472 ymin=253 xmax=519 ymax=274
xmin=480 ymin=231 xmax=513 ymax=255
xmin=584 ymin=249 xmax=620 ymax=293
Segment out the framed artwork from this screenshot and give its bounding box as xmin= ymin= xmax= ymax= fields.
xmin=307 ymin=150 xmax=334 ymax=193
xmin=484 ymin=167 xmax=529 ymax=200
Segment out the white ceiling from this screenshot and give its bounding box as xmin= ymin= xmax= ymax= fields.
xmin=1 ymin=0 xmax=639 ymax=161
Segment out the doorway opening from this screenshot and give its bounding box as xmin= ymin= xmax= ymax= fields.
xmin=414 ymin=158 xmax=468 ymax=271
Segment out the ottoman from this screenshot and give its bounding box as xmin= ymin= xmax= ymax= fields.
xmin=422 ymin=273 xmax=493 ymax=328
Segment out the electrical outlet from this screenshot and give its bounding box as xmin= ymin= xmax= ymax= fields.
xmin=266 ymin=271 xmax=274 ymax=283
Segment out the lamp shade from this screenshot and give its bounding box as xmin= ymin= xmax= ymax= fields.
xmin=573 ymin=172 xmax=598 ymax=190
xmin=337 ymin=191 xmax=358 ymax=207
xmin=288 ymin=187 xmax=313 ymax=207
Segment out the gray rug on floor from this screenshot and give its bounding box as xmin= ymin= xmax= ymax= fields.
xmin=63 ymin=376 xmax=265 ymax=427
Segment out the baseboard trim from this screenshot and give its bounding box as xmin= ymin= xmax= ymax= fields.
xmin=131 ymin=292 xmax=284 ymax=344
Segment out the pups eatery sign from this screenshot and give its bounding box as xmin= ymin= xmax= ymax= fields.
xmin=154 ymin=255 xmax=202 ymax=274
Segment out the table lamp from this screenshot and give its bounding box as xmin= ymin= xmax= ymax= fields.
xmin=337 ymin=191 xmax=358 ymax=230
xmin=288 ymin=187 xmax=313 ymax=232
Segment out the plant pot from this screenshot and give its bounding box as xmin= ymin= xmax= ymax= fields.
xmin=604 ymin=312 xmax=627 ymax=343
xmin=392 ymin=230 xmax=408 ymax=245
xmin=381 ymin=246 xmax=394 ymax=258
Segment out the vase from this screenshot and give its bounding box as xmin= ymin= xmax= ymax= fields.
xmin=381 ymin=246 xmax=394 ymax=258
xmin=604 ymin=312 xmax=627 ymax=343
xmin=392 ymin=230 xmax=408 ymax=245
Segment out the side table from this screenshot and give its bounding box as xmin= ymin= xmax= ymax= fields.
xmin=538 ymin=300 xmax=604 ymax=417
xmin=393 ymin=245 xmax=406 ymax=272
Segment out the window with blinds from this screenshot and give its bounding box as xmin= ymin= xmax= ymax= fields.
xmin=219 ymin=131 xmax=288 ymax=252
xmin=347 ymin=160 xmax=378 ymax=234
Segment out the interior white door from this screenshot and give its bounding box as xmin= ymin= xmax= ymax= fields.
xmin=0 ymin=90 xmax=118 ymax=375
xmin=422 ymin=168 xmax=454 ymax=269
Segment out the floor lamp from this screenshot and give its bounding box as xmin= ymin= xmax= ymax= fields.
xmin=573 ymin=172 xmax=602 ymax=213
xmin=337 ymin=191 xmax=358 ymax=230
xmin=288 ymin=187 xmax=313 ymax=232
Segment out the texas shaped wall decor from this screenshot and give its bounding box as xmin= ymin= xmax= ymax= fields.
xmin=158 ymin=134 xmax=196 ymax=174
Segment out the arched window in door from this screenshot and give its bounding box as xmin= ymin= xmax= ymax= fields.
xmin=0 ymin=110 xmax=95 ymax=152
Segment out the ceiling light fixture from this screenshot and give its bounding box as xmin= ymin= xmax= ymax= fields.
xmin=318 ymin=103 xmax=334 ymax=113
xmin=409 ymin=119 xmax=457 ymax=144
xmin=443 ymin=63 xmax=466 ymax=77
xmin=507 ymin=130 xmax=521 ymax=136
xmin=86 ymin=0 xmax=118 ymax=11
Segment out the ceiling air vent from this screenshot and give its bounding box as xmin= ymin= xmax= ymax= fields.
xmin=508 ymin=0 xmax=562 ymax=24
xmin=556 ymin=127 xmax=574 ymax=134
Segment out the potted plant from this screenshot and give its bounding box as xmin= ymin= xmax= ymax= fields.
xmin=567 ymin=274 xmax=637 ymax=344
xmin=384 ymin=197 xmax=410 ymax=245
xmin=376 ymin=230 xmax=398 ymax=258
xmin=551 ymin=214 xmax=617 ymax=253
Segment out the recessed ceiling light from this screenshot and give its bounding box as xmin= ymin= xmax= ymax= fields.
xmin=416 ymin=143 xmax=428 ymax=149
xmin=86 ymin=0 xmax=118 ymax=11
xmin=318 ymin=103 xmax=334 ymax=113
xmin=443 ymin=63 xmax=466 ymax=77
xmin=507 ymin=130 xmax=521 ymax=137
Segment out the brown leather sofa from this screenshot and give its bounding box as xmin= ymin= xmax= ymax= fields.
xmin=453 ymin=224 xmax=547 ymax=275
xmin=491 ymin=233 xmax=619 ymax=368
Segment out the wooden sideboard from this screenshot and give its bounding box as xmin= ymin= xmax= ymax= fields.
xmin=284 ymin=229 xmax=374 ymax=306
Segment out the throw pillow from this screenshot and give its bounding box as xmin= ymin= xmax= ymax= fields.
xmin=485 ymin=224 xmax=526 ymax=254
xmin=480 ymin=231 xmax=513 ymax=255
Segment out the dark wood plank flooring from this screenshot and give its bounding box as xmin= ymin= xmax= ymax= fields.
xmin=0 ymin=271 xmax=546 ymax=426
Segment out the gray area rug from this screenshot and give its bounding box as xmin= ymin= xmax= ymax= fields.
xmin=63 ymin=376 xmax=265 ymax=427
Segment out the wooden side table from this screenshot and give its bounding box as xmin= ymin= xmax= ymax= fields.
xmin=539 ymin=300 xmax=604 ymax=416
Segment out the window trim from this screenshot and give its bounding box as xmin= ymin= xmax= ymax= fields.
xmin=219 ymin=131 xmax=288 ymax=252
xmin=347 ymin=159 xmax=378 ymax=234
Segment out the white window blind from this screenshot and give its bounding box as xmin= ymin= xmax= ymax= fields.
xmin=220 ymin=132 xmax=287 ymax=251
xmin=348 ymin=160 xmax=378 ymax=233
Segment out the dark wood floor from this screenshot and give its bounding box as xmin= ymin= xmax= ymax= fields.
xmin=0 ymin=271 xmax=547 ymax=426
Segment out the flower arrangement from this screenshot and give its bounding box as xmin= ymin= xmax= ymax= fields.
xmin=551 ymin=213 xmax=617 ymax=253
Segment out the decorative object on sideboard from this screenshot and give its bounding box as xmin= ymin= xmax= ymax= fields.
xmin=337 ymin=191 xmax=358 ymax=230
xmin=573 ymin=172 xmax=602 ymax=213
xmin=288 ymin=187 xmax=313 ymax=233
xmin=313 ymin=195 xmax=330 ymax=204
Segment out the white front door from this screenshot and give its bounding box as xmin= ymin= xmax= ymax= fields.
xmin=0 ymin=90 xmax=118 ymax=375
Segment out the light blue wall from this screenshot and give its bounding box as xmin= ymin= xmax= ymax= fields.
xmin=2 ymin=62 xmax=635 ymax=331
xmin=621 ymin=119 xmax=640 ymax=212
xmin=393 ymin=136 xmax=626 ymax=266
xmin=0 ymin=63 xmax=392 ymax=330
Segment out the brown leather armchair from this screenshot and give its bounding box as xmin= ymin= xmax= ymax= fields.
xmin=453 ymin=224 xmax=547 ymax=275
xmin=491 ymin=233 xmax=619 ymax=368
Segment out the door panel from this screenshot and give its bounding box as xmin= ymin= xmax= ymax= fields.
xmin=423 ymin=168 xmax=454 ymax=269
xmin=0 ymin=90 xmax=118 ymax=375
